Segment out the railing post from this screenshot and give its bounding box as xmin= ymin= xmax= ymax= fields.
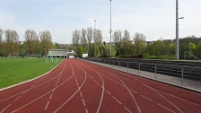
xmin=119 ymin=61 xmax=120 ymax=70
xmin=138 ymin=63 xmax=140 ymax=75
xmin=155 ymin=65 xmax=157 ymax=79
xmin=181 ymin=68 xmax=184 ymax=86
xmin=113 ymin=60 xmax=114 ymax=68
xmin=127 ymin=62 xmax=129 ymax=72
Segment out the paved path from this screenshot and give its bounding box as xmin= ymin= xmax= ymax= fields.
xmin=0 ymin=59 xmax=201 ymax=113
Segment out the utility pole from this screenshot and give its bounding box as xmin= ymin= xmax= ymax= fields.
xmin=94 ymin=20 xmax=96 ymax=57
xmin=176 ymin=0 xmax=184 ymax=59
xmin=109 ymin=0 xmax=112 ymax=56
xmin=176 ymin=0 xmax=179 ymax=59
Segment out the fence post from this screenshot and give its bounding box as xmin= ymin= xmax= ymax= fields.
xmin=181 ymin=68 xmax=184 ymax=86
xmin=138 ymin=63 xmax=140 ymax=75
xmin=113 ymin=60 xmax=114 ymax=68
xmin=127 ymin=62 xmax=129 ymax=72
xmin=119 ymin=61 xmax=120 ymax=70
xmin=155 ymin=65 xmax=157 ymax=79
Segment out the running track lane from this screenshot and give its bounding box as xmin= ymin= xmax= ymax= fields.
xmin=0 ymin=59 xmax=201 ymax=113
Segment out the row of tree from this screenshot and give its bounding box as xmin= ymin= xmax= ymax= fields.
xmin=1 ymin=27 xmax=200 ymax=59
xmin=71 ymin=28 xmax=201 ymax=59
xmin=71 ymin=27 xmax=103 ymax=57
xmin=0 ymin=28 xmax=53 ymax=57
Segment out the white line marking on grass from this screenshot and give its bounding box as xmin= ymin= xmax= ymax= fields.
xmin=157 ymin=103 xmax=176 ymax=113
xmin=141 ymin=95 xmax=153 ymax=102
xmin=112 ymin=96 xmax=122 ymax=105
xmin=124 ymin=107 xmax=132 ymax=113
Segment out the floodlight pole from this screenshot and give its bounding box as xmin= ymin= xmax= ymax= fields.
xmin=94 ymin=20 xmax=96 ymax=57
xmin=109 ymin=0 xmax=112 ymax=56
xmin=176 ymin=0 xmax=184 ymax=59
xmin=176 ymin=0 xmax=179 ymax=59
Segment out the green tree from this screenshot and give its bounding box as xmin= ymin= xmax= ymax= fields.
xmin=87 ymin=27 xmax=93 ymax=56
xmin=122 ymin=30 xmax=131 ymax=55
xmin=194 ymin=41 xmax=201 ymax=59
xmin=77 ymin=46 xmax=84 ymax=58
xmin=72 ymin=30 xmax=80 ymax=54
xmin=5 ymin=29 xmax=19 ymax=56
xmin=39 ymin=30 xmax=53 ymax=56
xmin=133 ymin=32 xmax=146 ymax=54
xmin=24 ymin=29 xmax=39 ymax=55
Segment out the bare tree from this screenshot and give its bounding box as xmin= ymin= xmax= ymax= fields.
xmin=72 ymin=30 xmax=80 ymax=53
xmin=113 ymin=30 xmax=122 ymax=56
xmin=5 ymin=29 xmax=19 ymax=56
xmin=122 ymin=30 xmax=131 ymax=55
xmin=94 ymin=29 xmax=102 ymax=45
xmin=39 ymin=30 xmax=53 ymax=56
xmin=133 ymin=32 xmax=146 ymax=54
xmin=87 ymin=27 xmax=93 ymax=56
xmin=80 ymin=29 xmax=87 ymax=52
xmin=24 ymin=29 xmax=39 ymax=55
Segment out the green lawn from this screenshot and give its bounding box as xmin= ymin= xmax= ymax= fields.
xmin=0 ymin=58 xmax=63 ymax=89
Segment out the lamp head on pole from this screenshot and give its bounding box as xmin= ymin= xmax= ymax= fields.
xmin=179 ymin=17 xmax=184 ymax=19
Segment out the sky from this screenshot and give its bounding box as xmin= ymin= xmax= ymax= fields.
xmin=0 ymin=0 xmax=201 ymax=44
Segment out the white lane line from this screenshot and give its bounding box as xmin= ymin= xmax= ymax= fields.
xmin=49 ymin=94 xmax=53 ymax=100
xmin=80 ymin=92 xmax=83 ymax=98
xmin=11 ymin=73 xmax=74 ymax=113
xmin=45 ymin=101 xmax=50 ymax=110
xmin=78 ymin=61 xmax=105 ymax=113
xmin=53 ymin=61 xmax=87 ymax=113
xmin=14 ymin=96 xmax=22 ymax=102
xmin=112 ymin=96 xmax=122 ymax=105
xmin=100 ymin=69 xmax=141 ymax=113
xmin=1 ymin=104 xmax=12 ymax=113
xmin=157 ymin=103 xmax=176 ymax=113
xmin=124 ymin=107 xmax=132 ymax=113
xmin=130 ymin=89 xmax=138 ymax=94
xmin=82 ymin=98 xmax=86 ymax=107
xmin=158 ymin=89 xmax=201 ymax=108
xmin=145 ymin=85 xmax=183 ymax=113
xmin=106 ymin=90 xmax=112 ymax=95
xmin=85 ymin=108 xmax=89 ymax=113
xmin=141 ymin=95 xmax=153 ymax=102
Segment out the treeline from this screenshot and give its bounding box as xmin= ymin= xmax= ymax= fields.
xmin=0 ymin=28 xmax=54 ymax=57
xmin=71 ymin=28 xmax=201 ymax=59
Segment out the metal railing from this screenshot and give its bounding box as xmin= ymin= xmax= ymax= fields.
xmin=83 ymin=58 xmax=201 ymax=92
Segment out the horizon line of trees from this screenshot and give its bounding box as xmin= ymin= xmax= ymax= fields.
xmin=1 ymin=27 xmax=201 ymax=60
xmin=0 ymin=28 xmax=53 ymax=57
xmin=71 ymin=28 xmax=201 ymax=59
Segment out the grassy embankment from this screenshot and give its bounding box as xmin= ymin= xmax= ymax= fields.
xmin=0 ymin=58 xmax=63 ymax=89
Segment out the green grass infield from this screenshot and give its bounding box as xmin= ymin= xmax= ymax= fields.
xmin=0 ymin=58 xmax=63 ymax=89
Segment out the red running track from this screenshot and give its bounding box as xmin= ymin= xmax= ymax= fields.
xmin=0 ymin=59 xmax=201 ymax=113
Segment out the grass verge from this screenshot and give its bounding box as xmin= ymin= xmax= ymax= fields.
xmin=0 ymin=58 xmax=63 ymax=89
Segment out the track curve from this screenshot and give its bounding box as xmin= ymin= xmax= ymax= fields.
xmin=0 ymin=59 xmax=201 ymax=113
